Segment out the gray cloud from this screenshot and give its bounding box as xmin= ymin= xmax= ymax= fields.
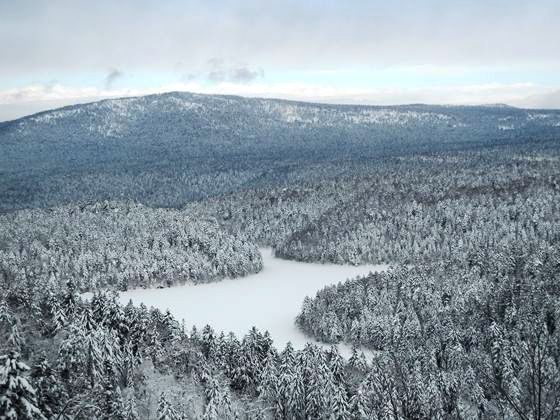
xmin=1 ymin=0 xmax=559 ymax=113
xmin=205 ymin=58 xmax=263 ymax=84
xmin=1 ymin=0 xmax=559 ymax=78
xmin=230 ymin=67 xmax=264 ymax=83
xmin=515 ymin=90 xmax=560 ymax=109
xmin=207 ymin=70 xmax=226 ymax=83
xmin=182 ymin=73 xmax=198 ymax=82
xmin=105 ymin=68 xmax=123 ymax=89
xmin=206 ymin=58 xmax=226 ymax=82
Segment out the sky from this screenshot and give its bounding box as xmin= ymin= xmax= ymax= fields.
xmin=1 ymin=0 xmax=560 ymax=121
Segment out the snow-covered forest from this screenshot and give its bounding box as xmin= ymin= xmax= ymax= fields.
xmin=1 ymin=93 xmax=560 ymax=419
xmin=0 ymin=201 xmax=262 ymax=291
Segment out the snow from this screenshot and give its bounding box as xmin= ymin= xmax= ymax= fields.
xmin=347 ymin=109 xmax=453 ymax=126
xmin=267 ymin=102 xmax=455 ymax=127
xmin=118 ymin=248 xmax=388 ymax=356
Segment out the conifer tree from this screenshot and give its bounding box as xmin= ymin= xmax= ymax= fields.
xmin=349 ymin=382 xmax=369 ymax=420
xmin=99 ymin=383 xmax=125 ymax=420
xmin=123 ymin=393 xmax=139 ymax=420
xmin=29 ymin=355 xmax=66 ymax=418
xmin=156 ymin=392 xmax=179 ymax=420
xmin=329 ymin=385 xmax=350 ymax=420
xmin=0 ymin=352 xmax=46 ymax=420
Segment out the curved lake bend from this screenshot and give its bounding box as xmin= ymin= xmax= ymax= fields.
xmin=118 ymin=248 xmax=388 ymax=356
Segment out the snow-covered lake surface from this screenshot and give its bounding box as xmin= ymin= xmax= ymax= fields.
xmin=119 ymin=248 xmax=388 ymax=356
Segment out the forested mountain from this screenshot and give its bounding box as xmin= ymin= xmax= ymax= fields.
xmin=1 ymin=91 xmax=560 ymax=211
xmin=189 ymin=146 xmax=560 ymax=265
xmin=1 ymin=92 xmax=560 ymax=419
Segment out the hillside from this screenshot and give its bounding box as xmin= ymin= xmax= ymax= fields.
xmin=2 ymin=93 xmax=560 ymax=419
xmin=1 ymin=91 xmax=560 ymax=211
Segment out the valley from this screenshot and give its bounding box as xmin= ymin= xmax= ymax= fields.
xmin=118 ymin=248 xmax=388 ymax=354
xmin=1 ymin=92 xmax=559 ymax=419
xmin=3 ymin=2 xmax=560 ymax=418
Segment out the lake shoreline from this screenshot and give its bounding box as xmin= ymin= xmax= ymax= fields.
xmin=118 ymin=248 xmax=388 ymax=357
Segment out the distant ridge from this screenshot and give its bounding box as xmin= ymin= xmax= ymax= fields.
xmin=1 ymin=91 xmax=545 ymax=125
xmin=1 ymin=91 xmax=559 ymax=212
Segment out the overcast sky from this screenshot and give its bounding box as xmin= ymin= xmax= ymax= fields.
xmin=1 ymin=0 xmax=559 ymax=120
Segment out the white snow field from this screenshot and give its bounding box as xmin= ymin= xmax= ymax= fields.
xmin=119 ymin=248 xmax=388 ymax=356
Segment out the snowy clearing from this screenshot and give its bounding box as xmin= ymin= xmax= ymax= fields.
xmin=118 ymin=248 xmax=388 ymax=356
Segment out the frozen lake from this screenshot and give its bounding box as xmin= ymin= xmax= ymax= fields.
xmin=119 ymin=248 xmax=388 ymax=355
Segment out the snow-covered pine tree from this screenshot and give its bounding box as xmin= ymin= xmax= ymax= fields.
xmin=0 ymin=352 xmax=46 ymax=420
xmin=329 ymin=384 xmax=350 ymax=420
xmin=156 ymin=392 xmax=179 ymax=420
xmin=349 ymin=381 xmax=369 ymax=420
xmin=99 ymin=382 xmax=125 ymax=420
xmin=123 ymin=393 xmax=139 ymax=420
xmin=29 ymin=355 xmax=66 ymax=418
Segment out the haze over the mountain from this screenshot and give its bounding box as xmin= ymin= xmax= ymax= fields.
xmin=515 ymin=89 xmax=560 ymax=109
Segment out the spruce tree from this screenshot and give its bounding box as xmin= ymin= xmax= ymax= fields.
xmin=0 ymin=352 xmax=46 ymax=420
xmin=329 ymin=385 xmax=350 ymax=420
xmin=349 ymin=383 xmax=369 ymax=420
xmin=156 ymin=392 xmax=179 ymax=420
xmin=123 ymin=393 xmax=139 ymax=420
xmin=29 ymin=356 xmax=66 ymax=418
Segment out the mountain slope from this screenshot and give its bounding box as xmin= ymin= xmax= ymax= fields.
xmin=1 ymin=91 xmax=560 ymax=211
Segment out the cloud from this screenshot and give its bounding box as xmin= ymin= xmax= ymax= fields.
xmin=0 ymin=84 xmax=113 ymax=105
xmin=230 ymin=67 xmax=264 ymax=83
xmin=105 ymin=68 xmax=123 ymax=89
xmin=514 ymin=90 xmax=560 ymax=109
xmin=1 ymin=0 xmax=559 ymax=79
xmin=205 ymin=58 xmax=264 ymax=84
xmin=1 ymin=0 xmax=558 ymax=115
